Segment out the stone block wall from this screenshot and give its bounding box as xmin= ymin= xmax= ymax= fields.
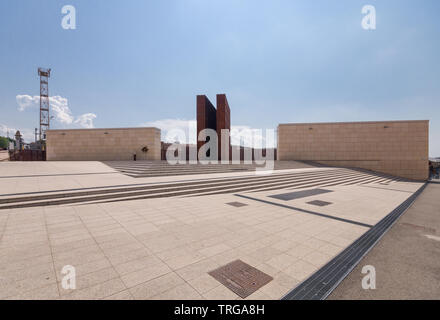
xmin=46 ymin=127 xmax=161 ymax=161
xmin=277 ymin=120 xmax=429 ymax=180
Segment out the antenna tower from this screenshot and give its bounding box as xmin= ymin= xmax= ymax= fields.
xmin=38 ymin=68 xmax=51 ymax=141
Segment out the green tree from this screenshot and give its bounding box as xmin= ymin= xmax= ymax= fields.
xmin=0 ymin=136 xmax=14 ymax=149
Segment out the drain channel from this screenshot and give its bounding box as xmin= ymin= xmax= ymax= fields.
xmin=281 ymin=182 xmax=427 ymax=300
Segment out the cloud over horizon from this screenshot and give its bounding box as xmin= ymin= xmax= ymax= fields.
xmin=16 ymin=94 xmax=97 ymax=129
xmin=141 ymin=118 xmax=276 ymax=148
xmin=0 ymin=123 xmax=35 ymax=142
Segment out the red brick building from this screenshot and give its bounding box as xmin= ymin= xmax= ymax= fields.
xmin=196 ymin=94 xmax=231 ymax=160
xmin=216 ymin=94 xmax=231 ymax=161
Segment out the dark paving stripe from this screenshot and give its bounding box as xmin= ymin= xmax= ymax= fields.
xmin=234 ymin=194 xmax=373 ymax=228
xmin=269 ymin=189 xmax=333 ymax=201
xmin=226 ymin=202 xmax=248 ymax=207
xmin=307 ymin=200 xmax=332 ymax=207
xmin=281 ymin=182 xmax=427 ymax=300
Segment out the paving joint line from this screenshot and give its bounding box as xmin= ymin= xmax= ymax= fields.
xmin=42 ymin=207 xmax=62 ymax=298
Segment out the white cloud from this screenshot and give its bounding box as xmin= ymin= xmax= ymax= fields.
xmin=16 ymin=94 xmax=96 ymax=128
xmin=16 ymin=94 xmax=38 ymax=111
xmin=0 ymin=124 xmax=14 ymax=137
xmin=231 ymin=125 xmax=276 ymax=148
xmin=50 ymin=96 xmax=74 ymax=124
xmin=141 ymin=118 xmax=276 ymax=148
xmin=74 ymin=113 xmax=96 ymax=129
xmin=141 ymin=119 xmax=197 ymax=144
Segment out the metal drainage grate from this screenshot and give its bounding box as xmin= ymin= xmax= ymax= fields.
xmin=226 ymin=201 xmax=248 ymax=207
xmin=208 ymin=260 xmax=273 ymax=298
xmin=269 ymin=189 xmax=333 ymax=201
xmin=282 ymin=182 xmax=427 ymax=300
xmin=307 ymin=200 xmax=332 ymax=207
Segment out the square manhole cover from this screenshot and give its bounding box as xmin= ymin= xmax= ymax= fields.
xmin=226 ymin=202 xmax=248 ymax=207
xmin=208 ymin=259 xmax=273 ymax=298
xmin=307 ymin=200 xmax=332 ymax=207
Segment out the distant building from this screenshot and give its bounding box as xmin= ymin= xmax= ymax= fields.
xmin=14 ymin=130 xmax=23 ymax=150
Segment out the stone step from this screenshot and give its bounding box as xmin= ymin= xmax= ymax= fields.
xmin=0 ymin=169 xmax=346 ymax=205
xmin=85 ymin=173 xmax=399 ymax=206
xmin=189 ymin=172 xmax=396 ymax=197
xmin=0 ymin=170 xmax=380 ymax=209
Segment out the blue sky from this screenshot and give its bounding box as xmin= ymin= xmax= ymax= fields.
xmin=0 ymin=0 xmax=439 ymax=155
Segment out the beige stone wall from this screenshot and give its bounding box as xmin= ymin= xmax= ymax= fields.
xmin=278 ymin=120 xmax=429 ymax=180
xmin=46 ymin=127 xmax=161 ymax=161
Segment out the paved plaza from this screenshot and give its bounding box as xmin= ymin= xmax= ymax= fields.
xmin=329 ymin=182 xmax=440 ymax=300
xmin=0 ymin=161 xmax=424 ymax=299
xmin=0 ymin=151 xmax=8 ymax=162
